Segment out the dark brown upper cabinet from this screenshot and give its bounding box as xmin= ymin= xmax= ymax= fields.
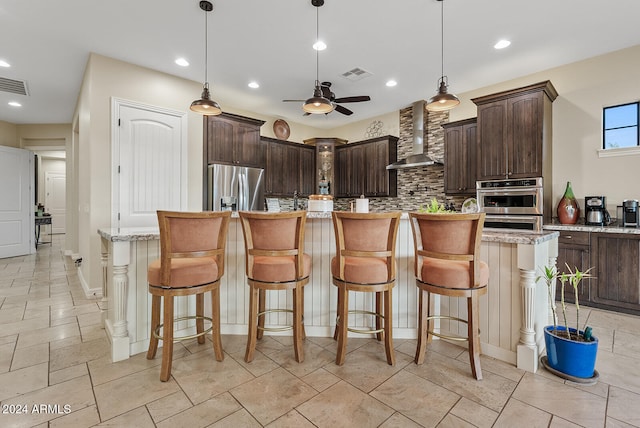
xmin=204 ymin=113 xmax=265 ymax=168
xmin=263 ymin=137 xmax=316 ymax=197
xmin=472 ymin=81 xmax=557 ymax=180
xmin=334 ymin=136 xmax=398 ymax=198
xmin=443 ymin=118 xmax=477 ymax=195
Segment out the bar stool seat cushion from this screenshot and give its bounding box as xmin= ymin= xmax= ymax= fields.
xmin=251 ymin=254 xmax=311 ymax=283
xmin=419 ymin=258 xmax=489 ymax=289
xmin=148 ymin=257 xmax=219 ymax=288
xmin=331 ymin=256 xmax=389 ymax=284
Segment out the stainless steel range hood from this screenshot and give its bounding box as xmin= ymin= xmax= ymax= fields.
xmin=386 ymin=101 xmax=443 ymax=170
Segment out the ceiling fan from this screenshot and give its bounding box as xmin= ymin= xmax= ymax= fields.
xmin=284 ymin=81 xmax=371 ymax=116
xmin=281 ymin=0 xmax=371 ymax=116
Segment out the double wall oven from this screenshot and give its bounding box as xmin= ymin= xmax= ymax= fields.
xmin=476 ymin=177 xmax=546 ymax=232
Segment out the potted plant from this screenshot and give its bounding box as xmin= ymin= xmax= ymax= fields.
xmin=538 ymin=263 xmax=598 ymax=380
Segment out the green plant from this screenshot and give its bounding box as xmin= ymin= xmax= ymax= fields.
xmin=537 ymin=263 xmax=594 ymax=342
xmin=419 ymin=198 xmax=452 ymax=213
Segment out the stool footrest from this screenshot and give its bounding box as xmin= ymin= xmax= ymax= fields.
xmin=425 ymin=315 xmax=480 ymax=342
xmin=337 ymin=310 xmax=386 ymax=335
xmin=153 ymin=315 xmax=213 ymax=341
xmin=257 ymin=308 xmax=304 ymax=333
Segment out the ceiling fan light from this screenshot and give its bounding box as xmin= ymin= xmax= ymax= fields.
xmin=190 ymin=84 xmax=222 ymax=115
xmin=303 ymin=96 xmax=334 ymax=114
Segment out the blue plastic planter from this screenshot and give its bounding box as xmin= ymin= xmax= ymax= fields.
xmin=544 ymin=326 xmax=598 ymax=378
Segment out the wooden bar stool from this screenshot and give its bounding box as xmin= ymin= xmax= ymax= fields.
xmin=238 ymin=211 xmax=311 ymax=363
xmin=409 ymin=212 xmax=488 ymax=380
xmin=146 ymin=210 xmax=231 ymax=382
xmin=331 ymin=211 xmax=401 ymax=366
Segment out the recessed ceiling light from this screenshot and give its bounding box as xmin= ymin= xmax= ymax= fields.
xmin=8 ymin=101 xmax=22 ymax=107
xmin=313 ymin=40 xmax=326 ymax=51
xmin=0 ymin=60 xmax=10 ymax=68
xmin=248 ymin=81 xmax=259 ymax=89
xmin=386 ymin=80 xmax=397 ymax=87
xmin=175 ymin=58 xmax=189 ymax=67
xmin=494 ymin=39 xmax=511 ymax=50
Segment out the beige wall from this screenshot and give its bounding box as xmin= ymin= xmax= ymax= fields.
xmin=0 ymin=121 xmax=18 ymax=147
xmin=330 ymin=111 xmax=400 ymax=143
xmin=449 ymin=44 xmax=640 ymax=216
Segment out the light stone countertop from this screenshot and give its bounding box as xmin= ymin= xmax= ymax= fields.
xmin=544 ymin=222 xmax=640 ymax=235
xmin=98 ymin=211 xmax=559 ymax=245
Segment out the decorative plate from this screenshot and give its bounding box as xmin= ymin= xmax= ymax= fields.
xmin=461 ymin=197 xmax=479 ymax=213
xmin=273 ymin=119 xmax=290 ymax=140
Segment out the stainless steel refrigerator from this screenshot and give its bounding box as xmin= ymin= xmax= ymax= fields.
xmin=208 ymin=164 xmax=265 ymax=211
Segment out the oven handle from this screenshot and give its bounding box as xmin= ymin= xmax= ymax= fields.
xmin=477 ymin=188 xmax=542 ymax=197
xmin=485 ymin=214 xmax=540 ymax=222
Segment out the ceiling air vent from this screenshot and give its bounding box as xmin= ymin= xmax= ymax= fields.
xmin=0 ymin=77 xmax=29 ymax=96
xmin=340 ymin=67 xmax=373 ymax=82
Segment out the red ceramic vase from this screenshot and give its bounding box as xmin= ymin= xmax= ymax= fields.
xmin=557 ymin=181 xmax=580 ymax=224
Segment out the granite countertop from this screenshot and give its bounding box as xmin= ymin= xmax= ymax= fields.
xmin=99 ymin=211 xmax=560 ymax=245
xmin=544 ymin=220 xmax=640 ymax=235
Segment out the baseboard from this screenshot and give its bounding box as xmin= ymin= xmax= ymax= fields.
xmin=76 ymin=266 xmax=102 ymax=298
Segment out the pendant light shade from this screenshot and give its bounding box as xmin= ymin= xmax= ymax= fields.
xmin=426 ymin=0 xmax=459 ymax=112
xmin=426 ymin=77 xmax=460 ymax=111
xmin=303 ymin=0 xmax=334 ymax=114
xmin=303 ymin=81 xmax=334 ymax=114
xmin=190 ymin=0 xmax=222 ymax=116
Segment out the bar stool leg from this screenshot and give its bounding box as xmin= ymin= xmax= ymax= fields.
xmin=333 ymin=286 xmax=342 ymax=341
xmin=160 ymin=296 xmax=174 ymax=382
xmin=293 ymin=284 xmax=304 ymax=362
xmin=196 ymin=293 xmax=205 ymax=344
xmin=257 ymin=289 xmax=266 ymax=340
xmin=383 ymin=287 xmax=395 ymax=365
xmin=301 ymin=286 xmax=306 ymax=341
xmin=415 ymin=288 xmax=428 ymax=364
xmin=336 ymin=285 xmax=349 ymax=365
xmin=468 ymin=292 xmax=483 ymax=380
xmin=211 ymin=287 xmax=224 ymax=361
xmin=147 ymin=294 xmax=161 ymax=359
xmin=375 ymin=293 xmax=383 ymax=342
xmin=245 ymin=285 xmax=259 ymax=363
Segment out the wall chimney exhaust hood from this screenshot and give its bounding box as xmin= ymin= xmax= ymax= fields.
xmin=386 ymin=101 xmax=443 ymax=170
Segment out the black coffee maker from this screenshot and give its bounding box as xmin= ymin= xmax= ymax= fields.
xmin=585 ymin=196 xmax=610 ymax=226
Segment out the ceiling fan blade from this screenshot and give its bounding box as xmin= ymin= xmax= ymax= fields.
xmin=283 ymin=99 xmax=305 ymax=102
xmin=303 ymin=112 xmax=311 ymax=116
xmin=334 ymin=95 xmax=371 ymax=103
xmin=334 ymin=104 xmax=353 ymax=116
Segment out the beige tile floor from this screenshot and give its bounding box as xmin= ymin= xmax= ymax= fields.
xmin=2 ymin=234 xmax=640 ymax=427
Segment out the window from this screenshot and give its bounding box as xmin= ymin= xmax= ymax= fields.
xmin=603 ymin=102 xmax=639 ymax=149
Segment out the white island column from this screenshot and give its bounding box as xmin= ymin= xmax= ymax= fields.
xmin=516 ymin=237 xmax=559 ymax=372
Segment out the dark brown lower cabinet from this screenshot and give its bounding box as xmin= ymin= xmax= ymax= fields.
xmin=556 ymin=231 xmax=591 ymax=304
xmin=591 ymin=233 xmax=640 ymax=315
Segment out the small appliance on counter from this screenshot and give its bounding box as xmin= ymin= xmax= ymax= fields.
xmin=308 ymin=194 xmax=333 ymax=212
xmin=623 ymin=199 xmax=639 ymax=227
xmin=584 ymin=196 xmax=611 ymax=226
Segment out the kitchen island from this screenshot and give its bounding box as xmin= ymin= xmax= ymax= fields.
xmin=98 ymin=214 xmax=558 ymax=373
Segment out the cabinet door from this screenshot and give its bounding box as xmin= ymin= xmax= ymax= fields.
xmin=299 ymin=146 xmax=315 ymax=196
xmin=476 ymin=100 xmax=508 ymax=180
xmin=364 ymin=140 xmax=390 ymax=197
xmin=350 ymin=145 xmax=366 ymax=197
xmin=556 ymin=231 xmax=591 ymax=304
xmin=445 ymin=121 xmax=477 ymax=195
xmin=266 ymin=142 xmax=298 ymax=196
xmin=507 ymin=92 xmax=543 ymax=178
xmin=334 ymin=148 xmax=350 ymax=197
xmin=591 ymin=234 xmax=640 ymax=313
xmin=234 ymin=126 xmax=264 ymax=168
xmin=206 ymin=120 xmax=234 ymax=164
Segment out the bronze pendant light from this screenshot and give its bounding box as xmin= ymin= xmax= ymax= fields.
xmin=190 ymin=0 xmax=222 ymax=115
xmin=303 ymin=0 xmax=334 ymax=114
xmin=426 ymin=0 xmax=460 ymax=112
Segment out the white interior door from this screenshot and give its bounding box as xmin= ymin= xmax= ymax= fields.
xmin=45 ymin=171 xmax=66 ymax=234
xmin=0 ymin=146 xmax=34 ymax=258
xmin=114 ymin=100 xmax=187 ymax=228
